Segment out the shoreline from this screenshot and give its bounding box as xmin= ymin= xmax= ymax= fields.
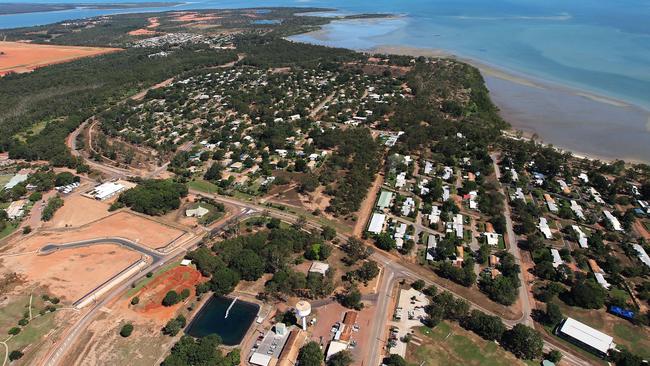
xmin=363 ymin=45 xmax=649 ymax=164
xmin=287 ymin=13 xmax=650 ymax=164
xmin=368 ymin=44 xmax=637 ymax=110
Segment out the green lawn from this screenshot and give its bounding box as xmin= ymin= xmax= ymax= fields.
xmin=0 ymin=222 xmax=20 ymax=239
xmin=497 ymin=235 xmax=506 ymax=250
xmin=188 ymin=179 xmax=220 ymax=194
xmin=0 ymin=175 xmax=12 ymax=189
xmin=407 ymin=323 xmax=536 ymax=366
xmin=557 ymin=302 xmax=650 ymax=359
xmin=0 ymin=294 xmax=60 ymax=363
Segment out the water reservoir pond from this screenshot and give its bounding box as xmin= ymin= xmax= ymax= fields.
xmin=186 ymin=296 xmax=259 ymax=346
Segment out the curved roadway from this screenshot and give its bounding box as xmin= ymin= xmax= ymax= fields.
xmin=40 ymin=237 xmax=164 ymax=264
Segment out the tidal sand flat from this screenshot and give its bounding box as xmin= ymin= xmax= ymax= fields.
xmin=290 ymin=17 xmax=650 ymax=163
xmin=485 ymin=75 xmax=650 ymax=163
xmin=371 ymin=44 xmax=650 ymax=163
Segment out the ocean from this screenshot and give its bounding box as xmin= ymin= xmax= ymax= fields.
xmin=1 ymin=0 xmax=649 ymax=161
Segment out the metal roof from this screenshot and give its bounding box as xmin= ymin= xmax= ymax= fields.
xmin=559 ymin=317 xmax=614 ymax=354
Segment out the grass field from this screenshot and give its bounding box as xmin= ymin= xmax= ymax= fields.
xmin=0 ymin=293 xmax=61 ymax=365
xmin=0 ymin=222 xmax=19 ymax=239
xmin=188 ymin=179 xmax=220 ymax=194
xmin=406 ymin=323 xmax=537 ymax=366
xmin=557 ymin=302 xmax=650 ymax=359
xmin=0 ymin=174 xmax=13 ymax=188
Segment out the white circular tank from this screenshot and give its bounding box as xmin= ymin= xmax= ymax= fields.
xmin=295 ymin=300 xmax=312 ymax=318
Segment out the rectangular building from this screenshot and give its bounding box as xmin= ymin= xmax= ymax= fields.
xmin=557 ymin=317 xmax=614 ymax=356
xmin=367 ymin=213 xmax=386 ymax=235
xmin=377 ymin=191 xmax=394 ymax=210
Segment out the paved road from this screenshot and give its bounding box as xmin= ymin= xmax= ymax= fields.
xmin=198 ymin=191 xmax=593 ymax=366
xmin=64 ymin=112 xmax=585 ymax=366
xmin=491 ymin=153 xmax=534 ymax=327
xmin=41 ymin=209 xmax=251 ymax=366
xmin=40 ymin=237 xmax=164 ymax=264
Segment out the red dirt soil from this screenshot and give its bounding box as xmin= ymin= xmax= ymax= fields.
xmin=0 ymin=41 xmax=121 ymax=76
xmin=127 ymin=17 xmax=161 ymax=36
xmin=134 ymin=266 xmax=204 ymax=322
xmin=172 ymin=12 xmax=221 ymax=22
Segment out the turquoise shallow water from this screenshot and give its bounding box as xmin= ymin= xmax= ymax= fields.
xmin=2 ymin=0 xmax=649 ymax=111
xmin=1 ymin=0 xmax=649 ymax=160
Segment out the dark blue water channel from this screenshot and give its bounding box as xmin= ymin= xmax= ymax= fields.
xmin=185 ymin=295 xmax=259 ymax=346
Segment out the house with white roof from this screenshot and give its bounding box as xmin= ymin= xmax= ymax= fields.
xmin=367 ymin=213 xmax=386 ymax=234
xmin=514 ymin=187 xmax=525 ymax=201
xmin=544 ymin=194 xmax=558 ymax=213
xmin=467 ymin=191 xmax=478 ymax=210
xmin=570 ymin=200 xmax=585 ymax=220
xmin=603 ymin=210 xmax=622 ymax=231
xmin=90 ymin=181 xmax=126 ymax=200
xmin=424 ymin=161 xmax=433 ymax=175
xmin=441 ymin=166 xmax=453 ymax=181
xmin=418 ymin=179 xmax=430 ymax=196
xmin=510 ymin=168 xmax=519 ymax=182
xmin=426 ymin=235 xmax=437 ymax=261
xmin=550 ymin=248 xmax=563 ymax=268
xmin=186 ymin=206 xmax=209 ymax=218
xmin=395 ymin=172 xmax=407 ymax=189
xmin=446 ymin=214 xmax=463 ymax=239
xmin=632 ymin=244 xmax=650 ymax=268
xmin=4 ymin=173 xmax=28 ymax=190
xmin=572 ymin=225 xmax=589 ymax=248
xmin=442 ymin=186 xmax=450 ymax=202
xmin=428 ymin=205 xmax=441 ymax=224
xmin=557 ymin=179 xmax=570 ymax=193
xmin=5 ymin=200 xmax=25 ymax=219
xmin=589 ymin=187 xmax=605 ymax=204
xmin=578 ymin=173 xmax=589 ymax=183
xmin=401 ymin=197 xmax=415 ymax=216
xmin=394 ymin=223 xmax=407 ymax=249
xmin=539 ymin=218 xmax=553 ymax=239
xmin=484 ymin=232 xmax=500 ymax=246
xmin=309 ymin=261 xmax=330 ymax=275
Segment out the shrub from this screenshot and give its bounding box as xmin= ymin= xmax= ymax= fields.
xmin=180 ymin=288 xmax=191 ymax=300
xmin=162 ymin=291 xmax=181 ymax=307
xmin=8 ymin=350 xmax=23 ymax=361
xmin=412 ymin=280 xmax=425 ymax=291
xmin=131 ymin=296 xmax=140 ymax=305
xmin=120 ymin=323 xmax=134 ymax=337
xmin=8 ymin=327 xmax=21 ymax=335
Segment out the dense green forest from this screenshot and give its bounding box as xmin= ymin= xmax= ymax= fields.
xmin=313 ymin=127 xmax=382 ymax=215
xmin=236 ymin=36 xmax=359 ymax=68
xmin=0 ymin=46 xmax=237 ymax=167
xmin=188 ymin=226 xmax=327 ymax=298
xmin=116 ymin=179 xmax=188 ymax=215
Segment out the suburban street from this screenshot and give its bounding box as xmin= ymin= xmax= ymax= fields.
xmin=491 ymin=152 xmax=535 ymax=327
xmin=46 ymin=77 xmax=592 ymax=366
